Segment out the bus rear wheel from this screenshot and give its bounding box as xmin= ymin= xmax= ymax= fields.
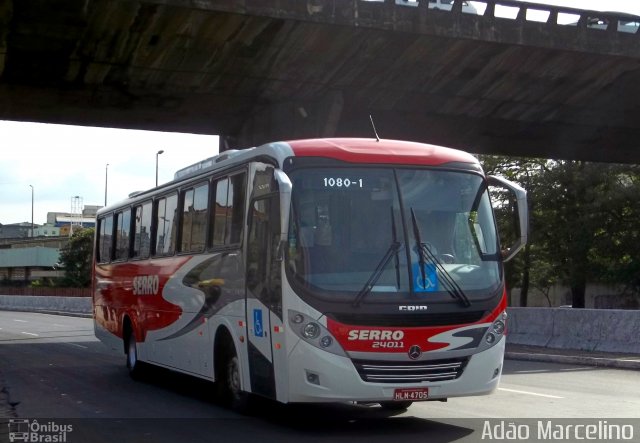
xmin=125 ymin=329 xmax=145 ymax=380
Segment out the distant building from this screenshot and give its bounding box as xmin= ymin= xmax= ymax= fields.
xmin=46 ymin=206 xmax=101 ymax=233
xmin=83 ymin=205 xmax=101 ymax=217
xmin=46 ymin=205 xmax=101 ymax=226
xmin=53 ymin=215 xmax=97 ymax=228
xmin=0 ymin=236 xmax=69 ymax=283
xmin=0 ymin=203 xmax=101 ymax=283
xmin=32 ymin=224 xmax=61 ymax=237
xmin=0 ymin=222 xmax=35 ymax=239
xmin=0 ymin=246 xmax=62 ymax=282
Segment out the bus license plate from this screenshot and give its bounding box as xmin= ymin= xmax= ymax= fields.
xmin=393 ymin=388 xmax=429 ymax=401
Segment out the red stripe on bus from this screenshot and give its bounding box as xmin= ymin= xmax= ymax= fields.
xmin=94 ymin=256 xmax=192 ymax=341
xmin=327 ymin=293 xmax=507 ymax=354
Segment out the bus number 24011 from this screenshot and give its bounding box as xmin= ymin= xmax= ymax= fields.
xmin=372 ymin=341 xmax=405 ymax=349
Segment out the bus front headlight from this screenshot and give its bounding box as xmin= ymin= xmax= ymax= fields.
xmin=288 ymin=310 xmax=346 ymax=357
xmin=480 ymin=311 xmax=507 ymax=350
xmin=302 ymin=322 xmax=320 ymax=339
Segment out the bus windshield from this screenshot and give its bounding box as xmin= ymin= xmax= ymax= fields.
xmin=286 ymin=167 xmax=502 ymax=303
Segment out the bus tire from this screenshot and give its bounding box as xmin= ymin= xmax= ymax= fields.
xmin=125 ymin=329 xmax=145 ymax=380
xmin=379 ymin=401 xmax=412 ymax=411
xmin=216 ymin=341 xmax=251 ymax=414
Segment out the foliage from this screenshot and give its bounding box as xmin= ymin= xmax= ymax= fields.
xmin=480 ymin=156 xmax=640 ymax=308
xmin=58 ymin=228 xmax=95 ymax=288
xmin=30 ymin=278 xmax=58 ymax=288
xmin=481 ymin=156 xmax=548 ymax=306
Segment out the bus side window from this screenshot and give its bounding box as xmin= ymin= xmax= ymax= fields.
xmin=114 ymin=209 xmax=131 ymax=261
xmin=211 ymin=178 xmax=229 ymax=247
xmin=181 ymin=188 xmax=195 ymax=252
xmin=227 ymin=173 xmax=246 ymax=245
xmin=133 ymin=202 xmax=152 ymax=259
xmin=155 ymin=193 xmax=178 ymax=256
xmin=181 ymin=182 xmax=209 ymax=253
xmin=192 ymin=183 xmax=209 ymax=251
xmin=210 ymin=172 xmax=246 ymax=248
xmin=98 ymin=215 xmax=113 ymax=263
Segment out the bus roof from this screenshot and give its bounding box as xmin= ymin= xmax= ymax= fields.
xmin=172 ymin=138 xmax=479 ymax=183
xmin=100 ymin=138 xmax=480 ymax=214
xmin=286 ymin=138 xmax=479 ymax=166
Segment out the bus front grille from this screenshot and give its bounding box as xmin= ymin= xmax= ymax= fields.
xmin=327 ymin=311 xmax=485 ymax=327
xmin=352 ymin=357 xmax=469 ymax=383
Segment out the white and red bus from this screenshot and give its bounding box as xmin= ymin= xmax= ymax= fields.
xmin=93 ymin=138 xmax=527 ymax=411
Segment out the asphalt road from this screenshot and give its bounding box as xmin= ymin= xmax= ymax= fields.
xmin=1 ymin=311 xmax=639 ymax=443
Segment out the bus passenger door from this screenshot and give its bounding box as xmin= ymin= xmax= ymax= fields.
xmin=246 ymin=194 xmax=284 ymax=400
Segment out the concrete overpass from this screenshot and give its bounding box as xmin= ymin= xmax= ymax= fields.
xmin=1 ymin=0 xmax=639 ymax=162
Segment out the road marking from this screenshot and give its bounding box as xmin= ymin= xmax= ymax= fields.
xmin=498 ymin=388 xmax=564 ymax=399
xmin=13 ymin=319 xmax=28 ymax=323
xmin=52 ymin=324 xmax=69 ymax=327
xmin=21 ymin=332 xmax=39 ymax=337
xmin=515 ymin=367 xmax=592 ymax=374
xmin=64 ymin=343 xmax=88 ymax=349
xmin=559 ymin=367 xmax=595 ymax=372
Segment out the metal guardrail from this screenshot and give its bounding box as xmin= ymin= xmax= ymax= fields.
xmin=370 ymin=0 xmax=639 ymax=35
xmin=155 ymin=1 xmax=640 ymax=57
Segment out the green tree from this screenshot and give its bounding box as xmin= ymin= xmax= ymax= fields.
xmin=483 ymin=156 xmax=640 ymax=308
xmin=581 ymin=164 xmax=640 ymax=301
xmin=539 ymin=161 xmax=640 ymax=307
xmin=481 ymin=156 xmax=548 ymax=307
xmin=58 ymin=228 xmax=95 ymax=287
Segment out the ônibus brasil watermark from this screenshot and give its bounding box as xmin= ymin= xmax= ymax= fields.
xmin=7 ymin=419 xmax=73 ymax=443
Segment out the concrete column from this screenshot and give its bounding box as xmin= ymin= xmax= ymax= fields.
xmin=234 ymin=91 xmax=345 ymax=148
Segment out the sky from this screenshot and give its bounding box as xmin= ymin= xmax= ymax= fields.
xmin=0 ymin=121 xmax=219 ymax=225
xmin=1 ymin=0 xmax=637 ymax=226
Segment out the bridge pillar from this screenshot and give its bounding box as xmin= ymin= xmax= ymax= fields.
xmin=231 ymin=90 xmax=344 ymax=150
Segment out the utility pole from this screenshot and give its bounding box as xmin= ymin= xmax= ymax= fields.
xmin=156 ymin=150 xmax=164 ymax=187
xmin=29 ymin=184 xmax=34 ymax=237
xmin=105 ymin=163 xmax=109 ymax=206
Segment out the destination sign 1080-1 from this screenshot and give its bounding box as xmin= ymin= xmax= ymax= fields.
xmin=323 ymin=178 xmax=364 ymax=188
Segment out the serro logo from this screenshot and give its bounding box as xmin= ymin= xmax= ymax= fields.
xmin=399 ymin=305 xmax=428 ymax=311
xmin=132 ymin=275 xmax=160 ymax=296
xmin=348 ymin=330 xmax=404 ymax=341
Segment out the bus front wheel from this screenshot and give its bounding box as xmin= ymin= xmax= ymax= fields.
xmin=379 ymin=401 xmax=413 ymax=411
xmin=216 ymin=343 xmax=251 ymax=413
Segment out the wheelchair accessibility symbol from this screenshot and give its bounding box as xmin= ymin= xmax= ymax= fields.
xmin=253 ymin=309 xmax=265 ymax=337
xmin=413 ymin=263 xmax=438 ymax=293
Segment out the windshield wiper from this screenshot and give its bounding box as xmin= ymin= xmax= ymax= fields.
xmin=352 ymin=241 xmax=401 ymax=308
xmin=410 ymin=208 xmax=471 ymax=308
xmin=410 ymin=209 xmax=429 ymax=290
xmin=391 ymin=206 xmax=401 ymax=289
xmin=420 ymin=242 xmax=471 ymax=307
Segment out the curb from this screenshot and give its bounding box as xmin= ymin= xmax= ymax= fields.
xmin=0 ymin=295 xmax=92 ymax=318
xmin=505 ymin=351 xmax=640 ymax=370
xmin=0 ymin=307 xmax=92 ymax=319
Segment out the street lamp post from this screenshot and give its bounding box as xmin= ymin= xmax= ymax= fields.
xmin=105 ymin=163 xmax=109 ymax=206
xmin=29 ymin=184 xmax=34 ymax=237
xmin=155 ymin=150 xmax=164 ymax=187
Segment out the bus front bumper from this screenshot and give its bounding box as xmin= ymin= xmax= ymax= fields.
xmin=287 ymin=337 xmax=505 ymax=403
